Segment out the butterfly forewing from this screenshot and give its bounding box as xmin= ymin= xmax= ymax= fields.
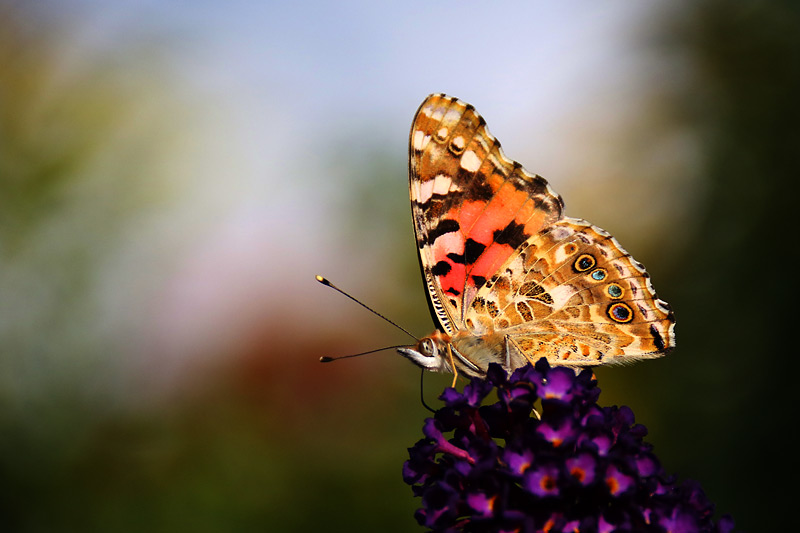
xmin=409 ymin=94 xmax=563 ymax=334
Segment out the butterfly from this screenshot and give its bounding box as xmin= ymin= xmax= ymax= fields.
xmin=397 ymin=94 xmax=675 ymax=380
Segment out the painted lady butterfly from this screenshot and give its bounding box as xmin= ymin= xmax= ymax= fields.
xmin=398 ymin=94 xmax=675 ymax=380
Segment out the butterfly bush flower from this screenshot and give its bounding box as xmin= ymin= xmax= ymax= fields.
xmin=403 ymin=360 xmax=734 ymax=532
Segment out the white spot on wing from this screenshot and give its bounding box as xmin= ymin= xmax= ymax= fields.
xmin=645 ymin=276 xmax=657 ymax=295
xmin=417 ymin=179 xmax=435 ymax=203
xmin=551 ymin=226 xmax=573 ymax=241
xmin=460 ymin=150 xmax=481 ymax=172
xmin=549 ymin=285 xmax=576 ymax=308
xmin=432 ymin=174 xmax=452 ymax=195
xmin=496 ymin=146 xmax=510 ymax=164
xmin=666 ymin=321 xmax=676 ymax=346
xmin=413 ymin=130 xmax=430 ymax=151
xmin=433 ymin=231 xmax=463 ymax=253
xmin=443 ymin=109 xmax=461 ymax=124
xmin=594 ymin=226 xmax=611 ymax=237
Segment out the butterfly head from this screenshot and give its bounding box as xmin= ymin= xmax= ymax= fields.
xmin=397 ymin=330 xmax=488 ymax=379
xmin=397 ymin=331 xmax=453 ymax=373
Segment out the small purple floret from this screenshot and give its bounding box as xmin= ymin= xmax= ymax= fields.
xmin=525 ymin=464 xmax=561 ymax=497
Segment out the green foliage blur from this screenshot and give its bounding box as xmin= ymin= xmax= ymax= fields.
xmin=600 ymin=2 xmax=798 ymax=529
xmin=1 ymin=1 xmax=797 ymax=531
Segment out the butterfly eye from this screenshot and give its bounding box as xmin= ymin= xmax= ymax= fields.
xmin=574 ymin=254 xmax=596 ymax=272
xmin=421 ymin=339 xmax=436 ymax=357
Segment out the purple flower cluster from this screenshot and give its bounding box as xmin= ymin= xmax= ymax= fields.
xmin=403 ymin=360 xmax=734 ymax=532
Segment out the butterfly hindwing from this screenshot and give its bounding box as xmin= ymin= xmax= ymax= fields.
xmin=464 ymin=218 xmax=675 ymax=366
xmin=409 ymin=94 xmax=564 ymax=335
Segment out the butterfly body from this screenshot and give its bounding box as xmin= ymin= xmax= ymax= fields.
xmin=399 ymin=94 xmax=675 ymax=378
xmin=399 ymin=328 xmax=525 ymax=379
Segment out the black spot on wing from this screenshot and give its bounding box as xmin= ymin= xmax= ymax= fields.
xmin=445 ymin=287 xmax=461 ymax=296
xmin=464 ymin=239 xmax=486 ymax=263
xmin=431 ymin=261 xmax=451 ymax=276
xmin=493 ymin=220 xmax=528 ymax=249
xmin=466 ymin=178 xmax=494 ymax=202
xmin=446 ymin=252 xmax=464 ymax=264
xmin=427 ymin=219 xmax=460 ymax=244
xmin=650 ymin=324 xmax=666 ymax=351
xmin=471 ymin=275 xmax=486 ymax=287
xmin=447 ymin=239 xmax=487 ymax=265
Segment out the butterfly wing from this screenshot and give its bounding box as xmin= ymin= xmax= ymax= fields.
xmin=409 ymin=94 xmax=564 ymax=335
xmin=464 ymin=217 xmax=675 ymax=366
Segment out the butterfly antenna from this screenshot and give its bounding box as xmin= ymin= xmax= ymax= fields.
xmin=315 ymin=275 xmax=418 ymax=341
xmin=320 ymin=345 xmax=406 ymax=363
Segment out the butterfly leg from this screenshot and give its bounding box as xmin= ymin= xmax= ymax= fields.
xmin=504 ymin=336 xmax=513 ymax=373
xmin=446 ymin=343 xmax=459 ymax=388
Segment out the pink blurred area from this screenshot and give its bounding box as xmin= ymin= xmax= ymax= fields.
xmin=142 ymin=213 xmax=391 ymax=399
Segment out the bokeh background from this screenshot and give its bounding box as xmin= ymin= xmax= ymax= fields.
xmin=1 ymin=1 xmax=795 ymax=531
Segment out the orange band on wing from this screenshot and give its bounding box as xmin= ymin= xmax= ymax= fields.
xmin=430 ymin=187 xmax=535 ymax=299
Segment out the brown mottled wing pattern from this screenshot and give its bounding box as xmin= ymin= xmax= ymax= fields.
xmin=409 ymin=94 xmax=564 ymax=335
xmin=465 ymin=218 xmax=676 ymax=366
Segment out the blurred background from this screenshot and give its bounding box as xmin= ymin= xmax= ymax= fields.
xmin=1 ymin=0 xmax=795 ymax=530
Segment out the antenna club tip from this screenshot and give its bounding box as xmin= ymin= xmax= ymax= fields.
xmin=319 ymin=356 xmax=333 ymax=363
xmin=315 ymin=275 xmax=331 ymax=286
